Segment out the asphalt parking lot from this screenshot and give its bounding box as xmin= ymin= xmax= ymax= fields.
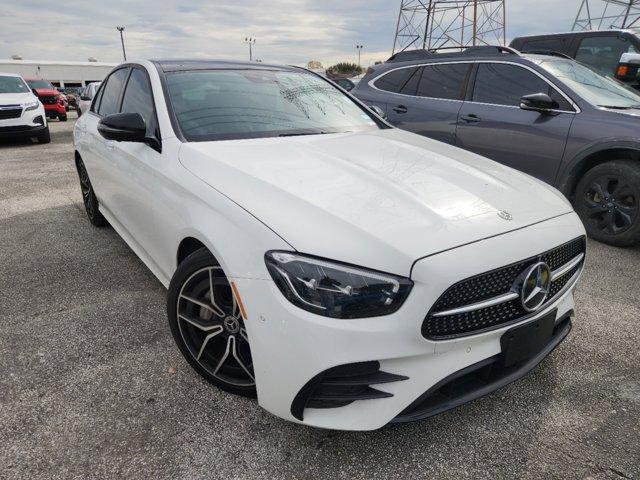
xmin=1 ymin=115 xmax=639 ymax=480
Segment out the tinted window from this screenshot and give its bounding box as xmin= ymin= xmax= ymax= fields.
xmin=97 ymin=68 xmax=129 ymax=116
xmin=374 ymin=67 xmax=419 ymax=93
xmin=520 ymin=38 xmax=570 ymax=54
xmin=120 ymin=68 xmax=156 ymax=136
xmin=166 ymin=69 xmax=379 ymax=141
xmin=417 ymin=63 xmax=469 ymax=99
xmin=575 ymin=35 xmax=639 ymax=76
xmin=473 ymin=63 xmax=572 ymax=110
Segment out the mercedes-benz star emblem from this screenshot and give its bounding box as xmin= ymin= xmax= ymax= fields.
xmin=497 ymin=210 xmax=513 ymax=221
xmin=520 ymin=262 xmax=552 ymax=312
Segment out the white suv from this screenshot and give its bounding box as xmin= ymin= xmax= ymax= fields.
xmin=73 ymin=60 xmax=586 ymax=431
xmin=0 ymin=73 xmax=49 ymax=143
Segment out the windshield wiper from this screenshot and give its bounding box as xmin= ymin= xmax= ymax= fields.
xmin=278 ymin=131 xmax=331 ymax=137
xmin=598 ymin=104 xmax=640 ymax=110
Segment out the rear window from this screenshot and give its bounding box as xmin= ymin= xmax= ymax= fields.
xmin=374 ymin=67 xmax=420 ymax=94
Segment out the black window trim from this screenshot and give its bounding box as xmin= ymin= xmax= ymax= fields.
xmin=369 ymin=60 xmax=580 ymax=113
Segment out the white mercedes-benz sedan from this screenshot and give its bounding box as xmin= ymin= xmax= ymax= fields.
xmin=73 ymin=59 xmax=586 ymax=431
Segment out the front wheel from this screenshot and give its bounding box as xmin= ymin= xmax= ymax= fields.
xmin=37 ymin=127 xmax=51 ymax=144
xmin=76 ymin=158 xmax=108 ymax=227
xmin=167 ymin=248 xmax=256 ymax=397
xmin=574 ymin=160 xmax=640 ymax=247
xmin=59 ymin=114 xmax=67 ymax=122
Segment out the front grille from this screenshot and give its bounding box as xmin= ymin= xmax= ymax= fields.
xmin=422 ymin=237 xmax=585 ymax=340
xmin=40 ymin=95 xmax=57 ymax=105
xmin=0 ymin=106 xmax=22 ymax=119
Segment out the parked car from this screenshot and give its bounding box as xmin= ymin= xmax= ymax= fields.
xmin=73 ymin=59 xmax=585 ymax=430
xmin=25 ymin=78 xmax=67 ymax=121
xmin=57 ymin=87 xmax=82 ymax=110
xmin=353 ymin=46 xmax=640 ymax=247
xmin=510 ymin=30 xmax=640 ymax=87
xmin=77 ymin=82 xmax=101 ymax=117
xmin=0 ymin=73 xmax=50 ymax=143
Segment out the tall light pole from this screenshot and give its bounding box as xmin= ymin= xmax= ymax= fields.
xmin=244 ymin=37 xmax=256 ymax=61
xmin=116 ymin=26 xmax=127 ymax=61
xmin=356 ymin=44 xmax=364 ymax=68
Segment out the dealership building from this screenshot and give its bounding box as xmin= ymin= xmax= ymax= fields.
xmin=0 ymin=58 xmax=116 ymax=88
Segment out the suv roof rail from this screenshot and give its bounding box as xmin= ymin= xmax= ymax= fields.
xmin=387 ymin=45 xmax=520 ymax=63
xmin=522 ymin=49 xmax=573 ymax=60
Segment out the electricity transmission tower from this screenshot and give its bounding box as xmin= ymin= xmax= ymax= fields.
xmin=573 ymin=0 xmax=640 ymax=31
xmin=392 ymin=0 xmax=506 ymax=54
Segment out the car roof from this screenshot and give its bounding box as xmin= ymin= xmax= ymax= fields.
xmin=150 ymin=59 xmax=299 ymax=73
xmin=512 ymin=29 xmax=638 ymax=41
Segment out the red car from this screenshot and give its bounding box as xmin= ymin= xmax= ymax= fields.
xmin=25 ymin=78 xmax=67 ymax=121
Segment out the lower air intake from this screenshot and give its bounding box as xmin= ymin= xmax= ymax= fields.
xmin=291 ymin=361 xmax=408 ymax=421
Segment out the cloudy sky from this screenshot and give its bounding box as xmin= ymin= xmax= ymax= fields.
xmin=2 ymin=1 xmax=587 ymax=67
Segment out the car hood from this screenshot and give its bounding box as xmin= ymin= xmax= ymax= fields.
xmin=0 ymin=92 xmax=36 ymax=105
xmin=180 ymin=129 xmax=573 ymax=277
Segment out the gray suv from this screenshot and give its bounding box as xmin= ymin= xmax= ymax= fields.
xmin=353 ymin=46 xmax=640 ymax=247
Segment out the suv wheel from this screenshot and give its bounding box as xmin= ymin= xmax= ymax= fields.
xmin=37 ymin=127 xmax=51 ymax=144
xmin=167 ymin=248 xmax=256 ymax=398
xmin=574 ymin=160 xmax=640 ymax=247
xmin=76 ymin=158 xmax=108 ymax=227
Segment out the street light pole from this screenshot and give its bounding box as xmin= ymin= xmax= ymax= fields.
xmin=356 ymin=45 xmax=364 ymax=68
xmin=116 ymin=26 xmax=126 ymax=61
xmin=244 ymin=37 xmax=256 ymax=61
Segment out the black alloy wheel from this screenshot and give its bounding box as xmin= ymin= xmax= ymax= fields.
xmin=575 ymin=160 xmax=640 ymax=247
xmin=76 ymin=158 xmax=108 ymax=227
xmin=167 ymin=248 xmax=256 ymax=397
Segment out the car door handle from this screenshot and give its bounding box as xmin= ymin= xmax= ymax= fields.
xmin=392 ymin=105 xmax=408 ymax=114
xmin=461 ymin=114 xmax=480 ymax=123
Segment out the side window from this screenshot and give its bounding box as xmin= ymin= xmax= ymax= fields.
xmin=120 ymin=68 xmax=157 ymax=137
xmin=97 ymin=68 xmax=129 ymax=116
xmin=374 ymin=67 xmax=419 ymax=93
xmin=575 ymin=36 xmax=639 ymax=76
xmin=521 ymin=38 xmax=570 ymax=54
xmin=417 ymin=63 xmax=470 ymax=100
xmin=473 ymin=63 xmax=572 ymax=111
xmin=90 ymin=83 xmax=104 ymax=113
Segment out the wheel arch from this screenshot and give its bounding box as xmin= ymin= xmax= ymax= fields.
xmin=177 ymin=235 xmax=218 ymax=267
xmin=557 ymin=141 xmax=640 ymax=199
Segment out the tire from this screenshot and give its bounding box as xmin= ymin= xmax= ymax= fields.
xmin=59 ymin=114 xmax=67 ymax=122
xmin=76 ymin=158 xmax=108 ymax=227
xmin=37 ymin=127 xmax=51 ymax=144
xmin=167 ymin=248 xmax=256 ymax=398
xmin=574 ymin=160 xmax=640 ymax=247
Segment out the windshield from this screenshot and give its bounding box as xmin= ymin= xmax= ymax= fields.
xmin=27 ymin=79 xmax=54 ymax=90
xmin=0 ymin=76 xmax=30 ymax=94
xmin=539 ymin=59 xmax=640 ymax=109
xmin=165 ymin=69 xmax=380 ymax=141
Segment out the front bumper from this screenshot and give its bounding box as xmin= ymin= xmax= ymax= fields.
xmin=234 ymin=212 xmax=585 ymax=431
xmin=44 ymin=103 xmax=65 ymax=117
xmin=0 ymin=105 xmax=47 ymax=139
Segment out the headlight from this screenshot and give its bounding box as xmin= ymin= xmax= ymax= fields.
xmin=23 ymin=101 xmax=39 ymax=111
xmin=265 ymin=251 xmax=413 ymax=319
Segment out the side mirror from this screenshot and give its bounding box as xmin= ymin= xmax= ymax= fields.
xmin=369 ymin=105 xmax=387 ymax=120
xmin=520 ymin=93 xmax=559 ymax=113
xmin=98 ymin=113 xmax=146 ymax=142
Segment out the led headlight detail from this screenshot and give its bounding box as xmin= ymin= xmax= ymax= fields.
xmin=23 ymin=101 xmax=40 ymax=112
xmin=265 ymin=251 xmax=413 ymax=319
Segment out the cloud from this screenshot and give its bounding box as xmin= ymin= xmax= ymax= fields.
xmin=0 ymin=0 xmax=582 ymax=67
